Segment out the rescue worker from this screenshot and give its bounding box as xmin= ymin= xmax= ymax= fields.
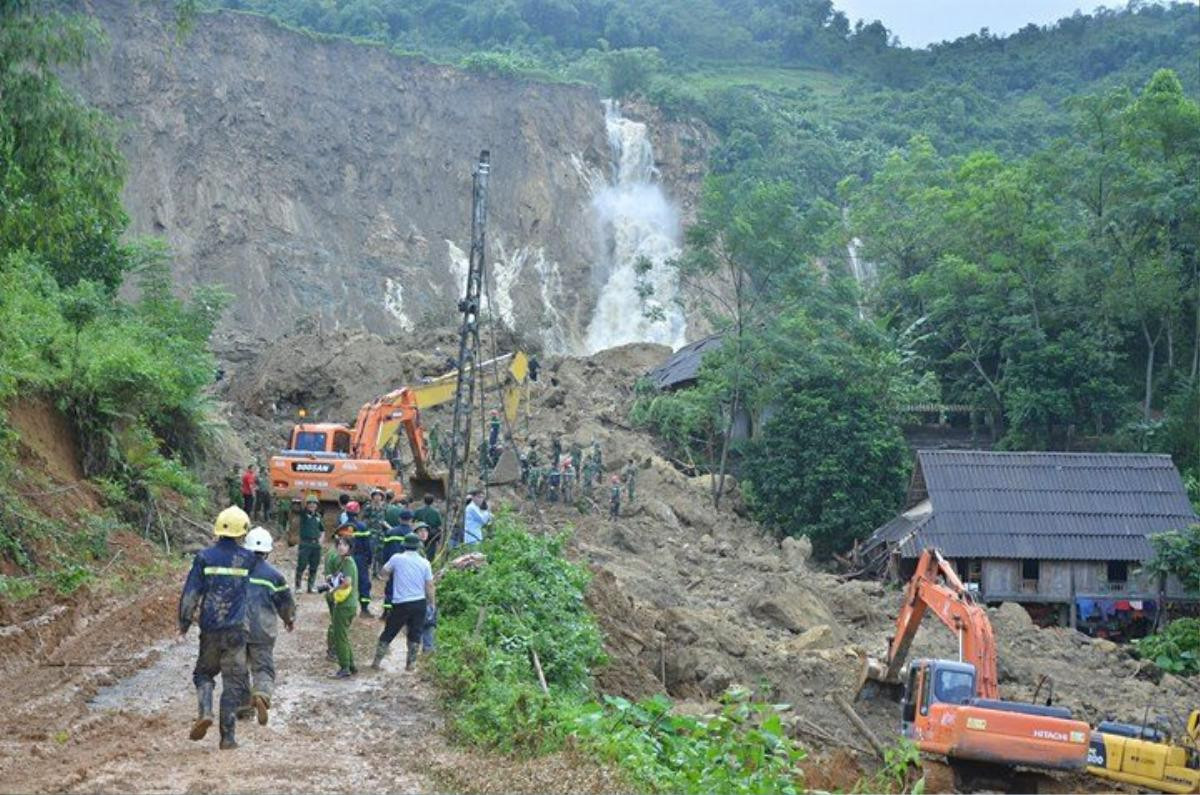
xmin=275 ymin=496 xmax=292 ymax=535
xmin=295 ymin=495 xmax=323 ymax=592
xmin=238 ymin=527 xmax=295 ymax=726
xmin=412 ymin=494 xmax=443 ymax=561
xmin=178 ymin=506 xmax=255 ymax=750
xmin=336 ymin=493 xmax=352 ymax=527
xmin=362 ymin=489 xmax=390 ymax=578
xmin=372 ymin=533 xmax=435 ymax=672
xmin=528 ymin=465 xmax=542 ymax=501
xmin=341 ymin=501 xmax=373 ymax=617
xmin=254 ymin=466 xmax=272 ymax=521
xmin=487 ymin=409 xmax=501 ymax=462
xmin=560 ymin=456 xmax=574 ymax=502
xmin=319 ymin=533 xmax=358 ymax=678
xmin=622 ymin=458 xmax=638 ymax=503
xmin=224 ymin=465 xmax=242 ymax=507
xmin=379 ymin=509 xmax=414 ymax=619
xmin=322 ymin=526 xmax=350 ymax=661
xmin=570 ymin=441 xmax=583 ymax=484
xmin=463 ymin=489 xmax=492 ymax=546
xmin=608 ymin=475 xmax=621 ymax=520
xmin=240 ymin=464 xmax=258 ymax=515
xmin=588 ymin=440 xmax=603 ymax=485
xmin=551 ymin=436 xmax=562 ymax=469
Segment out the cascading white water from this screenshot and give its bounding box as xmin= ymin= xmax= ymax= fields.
xmin=584 ymin=101 xmax=688 ymax=353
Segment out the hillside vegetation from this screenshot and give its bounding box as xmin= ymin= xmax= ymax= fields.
xmin=0 ymin=1 xmax=220 ymax=595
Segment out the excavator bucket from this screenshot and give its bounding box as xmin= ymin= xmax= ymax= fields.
xmin=407 ymin=474 xmax=447 ymax=502
xmin=854 ymin=652 xmax=905 ymax=702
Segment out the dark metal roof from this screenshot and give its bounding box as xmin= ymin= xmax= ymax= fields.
xmin=645 ymin=334 xmax=723 ymax=390
xmin=874 ymin=450 xmax=1197 ymax=561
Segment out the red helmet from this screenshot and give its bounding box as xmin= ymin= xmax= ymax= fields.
xmin=611 ymin=475 xmax=620 ymax=483
xmin=346 ymin=501 xmax=360 ymax=513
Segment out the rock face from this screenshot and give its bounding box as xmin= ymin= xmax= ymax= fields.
xmin=72 ymin=2 xmax=710 ymax=354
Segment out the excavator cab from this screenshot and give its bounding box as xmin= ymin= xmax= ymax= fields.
xmin=901 ymin=660 xmax=977 ymax=737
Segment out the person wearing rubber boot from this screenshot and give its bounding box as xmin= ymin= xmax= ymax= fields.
xmin=178 ymin=506 xmax=256 ymax=750
xmin=323 ymin=526 xmax=352 ymax=662
xmin=320 ymin=534 xmax=359 ymax=678
xmin=341 ymin=501 xmax=374 ymax=617
xmin=295 ymin=495 xmax=323 ymax=592
xmin=372 ymin=533 xmax=435 ymax=672
xmin=237 ymin=527 xmax=295 ymax=726
xmin=379 ymin=508 xmax=414 ymax=622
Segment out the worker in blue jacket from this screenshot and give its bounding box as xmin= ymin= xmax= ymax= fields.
xmin=178 ymin=505 xmax=256 ymax=750
xmin=341 ymin=500 xmax=373 ymax=617
xmin=379 ymin=509 xmax=414 ymax=619
xmin=236 ymin=527 xmax=296 ymax=727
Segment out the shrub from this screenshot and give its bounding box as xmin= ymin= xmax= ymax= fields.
xmin=1133 ymin=618 xmax=1200 ymax=676
xmin=572 ymin=688 xmax=806 ymax=795
xmin=433 ymin=511 xmax=604 ymax=753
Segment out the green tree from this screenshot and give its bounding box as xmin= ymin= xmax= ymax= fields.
xmin=0 ymin=1 xmax=129 ymax=290
xmin=739 ymin=309 xmax=908 ymax=556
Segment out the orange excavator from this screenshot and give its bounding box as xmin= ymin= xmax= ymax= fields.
xmin=859 ymin=548 xmax=1091 ymax=788
xmin=268 ymin=351 xmax=528 ymax=505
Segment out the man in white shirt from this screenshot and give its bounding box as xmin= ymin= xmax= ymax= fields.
xmin=372 ymin=534 xmax=435 ymax=671
xmin=462 ymin=490 xmax=492 ymax=546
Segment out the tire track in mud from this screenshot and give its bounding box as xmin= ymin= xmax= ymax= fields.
xmin=0 ymin=550 xmax=438 ymax=794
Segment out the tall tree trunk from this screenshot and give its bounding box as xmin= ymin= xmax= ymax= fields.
xmin=713 ymin=388 xmax=739 ymax=509
xmin=1141 ymin=320 xmax=1158 ymax=424
xmin=1166 ymin=320 xmax=1175 ymax=373
xmin=1191 ymin=264 xmax=1200 ymax=386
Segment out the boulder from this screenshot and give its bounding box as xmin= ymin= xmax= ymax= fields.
xmin=789 ymin=624 xmax=835 ymax=652
xmin=750 ymin=585 xmax=834 ymax=633
xmin=780 ymin=535 xmax=812 ymax=569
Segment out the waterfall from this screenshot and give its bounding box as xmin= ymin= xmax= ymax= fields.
xmin=583 ymin=101 xmax=688 ymax=354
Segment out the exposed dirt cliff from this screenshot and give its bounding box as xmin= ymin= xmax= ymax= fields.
xmin=69 ymin=2 xmax=711 ymax=357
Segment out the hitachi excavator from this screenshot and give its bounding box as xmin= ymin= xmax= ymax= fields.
xmin=268 ymin=351 xmax=528 ymax=504
xmin=858 ymin=548 xmax=1091 ymax=790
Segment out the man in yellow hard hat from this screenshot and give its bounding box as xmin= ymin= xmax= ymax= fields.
xmin=178 ymin=505 xmax=256 ymax=750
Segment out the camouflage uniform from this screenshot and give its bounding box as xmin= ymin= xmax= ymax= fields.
xmin=361 ymin=501 xmax=389 ymax=578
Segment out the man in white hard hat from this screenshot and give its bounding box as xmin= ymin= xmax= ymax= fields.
xmin=237 ymin=527 xmax=295 ymax=727
xmin=178 ymin=505 xmax=256 ymax=750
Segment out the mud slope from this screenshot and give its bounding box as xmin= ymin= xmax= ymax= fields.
xmin=486 ymin=344 xmax=1200 ymax=761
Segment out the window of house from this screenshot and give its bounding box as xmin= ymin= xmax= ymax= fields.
xmin=966 ymin=559 xmax=982 ymax=585
xmin=1021 ymin=559 xmax=1040 ymax=581
xmin=1106 ymin=560 xmax=1128 ymax=589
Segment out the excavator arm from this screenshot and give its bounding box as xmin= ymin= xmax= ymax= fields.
xmin=870 ymin=548 xmax=1000 ymax=700
xmin=351 ymin=351 xmax=530 ymax=480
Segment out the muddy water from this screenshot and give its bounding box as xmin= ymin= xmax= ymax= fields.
xmin=3 ymin=550 xmax=440 ymax=794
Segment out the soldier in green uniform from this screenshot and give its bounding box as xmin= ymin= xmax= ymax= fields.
xmin=362 ymin=489 xmax=390 ymax=578
xmin=224 ymin=465 xmax=242 ymax=507
xmin=570 ymin=441 xmax=583 ymax=485
xmin=295 ymin=495 xmax=323 ymax=592
xmin=622 ymin=458 xmax=638 ymax=503
xmin=275 ymin=497 xmax=292 ymax=535
xmin=320 ymin=532 xmax=358 ymax=678
xmin=589 ymin=440 xmax=603 ymax=485
xmin=412 ymin=494 xmax=443 ymax=560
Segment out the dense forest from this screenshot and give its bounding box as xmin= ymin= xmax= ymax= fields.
xmin=195 ymin=0 xmax=1200 ymax=554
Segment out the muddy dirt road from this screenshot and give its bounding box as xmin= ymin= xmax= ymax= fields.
xmin=0 ymin=552 xmax=439 ymax=794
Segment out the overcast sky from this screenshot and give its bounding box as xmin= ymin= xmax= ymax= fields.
xmin=832 ymin=1 xmax=1180 ymax=47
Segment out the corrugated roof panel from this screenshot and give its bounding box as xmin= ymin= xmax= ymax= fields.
xmin=869 ymin=450 xmax=1198 ymax=562
xmin=645 ymin=335 xmax=724 ymax=390
xmin=899 ymin=531 xmax=1155 ymax=560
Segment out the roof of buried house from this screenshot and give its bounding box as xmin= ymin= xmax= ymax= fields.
xmin=867 ymin=450 xmax=1198 ymax=561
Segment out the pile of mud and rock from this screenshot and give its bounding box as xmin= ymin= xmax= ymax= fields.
xmin=216 ymin=332 xmax=1199 ymax=777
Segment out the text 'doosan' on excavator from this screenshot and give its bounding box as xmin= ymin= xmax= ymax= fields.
xmin=267 ymin=351 xmax=528 ymax=505
xmin=857 ymin=548 xmax=1091 ymax=789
